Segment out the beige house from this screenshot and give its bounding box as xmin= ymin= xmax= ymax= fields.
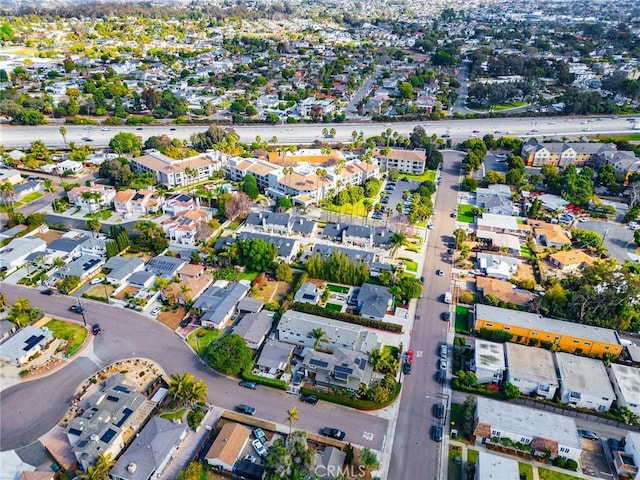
xmin=205 ymin=423 xmax=251 ymax=471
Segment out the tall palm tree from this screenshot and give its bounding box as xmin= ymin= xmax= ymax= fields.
xmin=286 ymin=406 xmax=300 ymax=441
xmin=363 ymin=198 xmax=373 ymax=225
xmin=315 ymin=168 xmax=327 ymax=206
xmin=168 ymin=372 xmax=194 ymax=402
xmin=179 ymin=284 xmax=192 ymax=304
xmin=359 ymin=447 xmax=380 ymax=477
xmin=185 ymin=378 xmax=208 ymax=406
xmin=14 ymin=297 xmax=31 ymax=313
xmin=81 ymin=453 xmax=114 ymax=480
xmin=59 ymin=126 xmax=67 ymax=149
xmin=53 ymin=257 xmax=65 ymax=269
xmin=0 ymin=182 xmax=15 ymax=208
xmin=390 ymin=232 xmax=406 ymax=258
xmin=81 ymin=191 xmax=102 ymax=214
xmin=310 ymin=328 xmax=326 ymax=351
xmin=86 ymin=218 xmax=102 ymax=238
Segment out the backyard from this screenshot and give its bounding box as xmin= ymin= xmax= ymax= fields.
xmin=324 ymin=199 xmax=367 ymax=217
xmin=455 ymin=306 xmax=470 ymax=333
xmin=326 ymin=284 xmax=350 ymax=294
xmin=400 ymin=257 xmax=418 ymax=273
xmin=187 ymin=328 xmax=220 ymax=356
xmin=519 ymin=462 xmax=534 ymax=480
xmin=457 ymin=204 xmax=475 ymax=223
xmin=400 ymin=170 xmax=436 ymax=183
xmin=448 ymin=445 xmax=463 ymax=480
xmin=84 ymin=283 xmax=115 ymax=301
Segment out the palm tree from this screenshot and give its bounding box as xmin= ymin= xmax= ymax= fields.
xmin=43 ymin=178 xmax=53 ymax=193
xmin=185 ymin=378 xmax=208 ymax=406
xmin=179 ymin=284 xmax=192 ymax=304
xmin=359 ymin=447 xmax=380 ymax=477
xmin=286 ymin=406 xmax=300 ymax=441
xmin=390 ymin=232 xmax=406 ymax=258
xmin=168 ymin=372 xmax=195 ymax=402
xmin=310 ymin=328 xmax=326 ymax=351
xmin=59 ymin=126 xmax=67 ymax=149
xmin=86 ymin=218 xmax=102 ymax=238
xmin=53 ymin=257 xmax=65 ymax=269
xmin=81 ymin=452 xmax=114 ymax=480
xmin=315 ymin=168 xmax=327 ymax=207
xmin=14 ymin=297 xmax=31 ymax=313
xmin=0 ymin=292 xmax=7 ymax=311
xmin=367 ymin=348 xmax=384 ymax=372
xmin=81 ymin=191 xmax=102 ymax=214
xmin=363 ymin=198 xmax=373 ymax=225
xmin=0 ymin=182 xmax=15 ymax=208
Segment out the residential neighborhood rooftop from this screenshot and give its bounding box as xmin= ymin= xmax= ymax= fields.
xmin=554 ymin=352 xmax=615 ymax=399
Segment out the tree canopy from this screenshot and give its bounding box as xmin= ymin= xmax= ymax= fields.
xmin=206 ymin=334 xmax=252 ymax=375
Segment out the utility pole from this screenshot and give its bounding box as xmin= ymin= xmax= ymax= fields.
xmin=76 ymin=297 xmax=87 ymax=327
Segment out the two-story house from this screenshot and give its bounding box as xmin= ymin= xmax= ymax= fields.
xmin=555 ymin=352 xmax=615 ymax=412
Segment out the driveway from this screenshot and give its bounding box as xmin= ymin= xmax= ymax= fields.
xmin=575 ymin=219 xmax=636 ymax=263
xmin=0 ymin=284 xmax=388 ymax=452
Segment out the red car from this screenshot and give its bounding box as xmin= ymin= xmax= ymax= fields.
xmin=405 ymin=350 xmax=414 ymax=363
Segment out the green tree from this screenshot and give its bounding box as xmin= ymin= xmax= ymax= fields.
xmin=359 ymin=448 xmax=381 ymax=477
xmin=390 ymin=276 xmax=422 ymax=301
xmin=86 ymin=218 xmax=102 ymax=238
xmin=81 ymin=453 xmax=114 ymax=480
xmin=168 ymin=372 xmax=195 ymax=402
xmin=275 ymin=263 xmax=293 ymax=282
xmin=310 ymin=328 xmax=326 ymax=351
xmin=176 ymin=462 xmax=203 ymax=480
xmin=286 ymin=406 xmax=300 ymax=440
xmin=109 ymin=132 xmax=142 ymax=155
xmin=276 ymin=196 xmax=293 ymax=211
xmin=99 ymin=159 xmax=132 ymax=187
xmin=206 ymin=334 xmax=252 ymax=375
xmin=502 ymin=381 xmax=520 ymax=400
xmin=635 ymin=229 xmax=640 ymax=247
xmin=454 ymin=228 xmax=467 ymax=249
xmin=242 ymin=174 xmax=260 ymax=200
xmin=132 ymin=220 xmax=167 ymax=254
xmin=460 ymin=396 xmax=476 ymax=439
xmin=485 ymin=170 xmax=506 ymax=184
xmin=237 ymin=238 xmax=277 ymax=272
xmin=390 ymin=232 xmax=407 ymax=258
xmin=59 ymin=126 xmax=68 ymax=149
xmin=264 ymin=431 xmax=315 ymax=480
xmin=57 ymin=276 xmax=81 ymax=294
xmin=460 ymin=177 xmax=478 ymax=192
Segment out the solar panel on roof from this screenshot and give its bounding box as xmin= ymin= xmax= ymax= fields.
xmin=23 ymin=334 xmax=45 ymax=351
xmin=335 ymin=365 xmax=353 ymax=375
xmin=100 ymin=428 xmax=117 ymax=444
xmin=113 ymin=385 xmax=130 ymax=393
xmin=334 ymin=371 xmax=349 ymax=380
xmin=77 ymin=439 xmax=89 ymax=448
xmin=309 ymin=359 xmax=329 ymax=368
xmin=68 ymin=427 xmax=82 ymax=436
xmin=106 ymin=395 xmax=119 ymax=402
xmin=115 ymin=408 xmax=133 ymax=427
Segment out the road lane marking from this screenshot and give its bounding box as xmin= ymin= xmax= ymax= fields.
xmin=363 ymin=432 xmax=374 ymax=441
xmin=416 ymin=351 xmax=423 ymax=358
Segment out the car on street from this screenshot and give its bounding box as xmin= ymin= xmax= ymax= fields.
xmin=436 ymin=269 xmax=444 ymax=276
xmin=427 ymin=223 xmax=433 ymax=229
xmin=420 ymin=276 xmax=425 ymax=284
xmin=432 ymin=425 xmax=443 ymax=442
xmin=170 ymin=127 xmax=176 ymax=131
xmin=82 ymin=137 xmax=93 ymax=141
xmin=252 ymin=439 xmax=267 ymax=457
xmin=441 ymin=311 xmax=450 ymax=322
xmin=69 ymin=305 xmax=85 ymax=314
xmin=447 ymin=248 xmax=455 ymax=255
xmin=450 ymin=211 xmax=456 ymax=218
xmin=237 ymin=404 xmax=256 ymax=415
xmin=150 ymin=306 xmax=161 ymax=316
xmin=101 ymin=127 xmax=110 ymax=131
xmin=577 ymin=430 xmax=599 ymax=440
xmin=402 ymin=361 xmax=412 ymax=375
xmin=90 ymin=277 xmax=104 ymax=285
xmin=91 ymin=324 xmax=102 ymax=335
xmin=438 ymin=359 xmax=447 ymax=370
xmin=321 ymin=427 xmax=346 ymax=440
xmin=239 ymin=380 xmax=257 ymax=390
xmin=578 ymin=217 xmax=589 ymax=223
xmin=472 ymin=129 xmax=480 ymax=133
xmin=405 ymin=349 xmax=414 ymax=362
xmin=41 ymin=289 xmax=55 ymax=295
xmin=136 ymin=127 xmax=143 ymax=130
xmin=300 ymin=394 xmax=318 ymax=405
xmin=440 ymin=344 xmax=448 ymax=359
xmin=433 ymin=403 xmax=445 ymax=419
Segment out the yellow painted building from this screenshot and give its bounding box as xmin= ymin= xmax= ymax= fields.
xmin=474 ymin=304 xmax=623 ymax=358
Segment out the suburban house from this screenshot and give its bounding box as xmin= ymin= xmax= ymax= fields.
xmin=0 ymin=326 xmax=53 ymax=366
xmin=67 ymin=185 xmax=116 ymax=213
xmin=601 ymin=150 xmax=640 ymax=184
xmin=145 ymin=255 xmax=187 ymax=279
xmin=476 ymin=451 xmax=520 ymax=480
xmin=162 ymin=208 xmax=212 ymax=246
xmin=0 ymin=168 xmax=22 ymax=184
xmin=46 ymin=234 xmax=90 ymax=262
xmin=476 ymin=213 xmax=530 ymax=237
xmin=0 ymin=320 xmax=18 ymax=343
xmin=66 ymin=375 xmax=152 ymax=471
xmin=555 ymin=352 xmax=615 ymax=412
xmin=232 ymin=310 xmax=275 ymax=349
xmin=277 ymin=310 xmax=378 ymax=353
xmin=255 ymin=340 xmax=295 ymax=376
xmin=130 ymin=150 xmax=223 ymax=188
xmin=505 ymin=343 xmax=558 ymax=400
xmin=237 ymin=232 xmax=299 ymax=263
xmin=245 ymin=212 xmax=293 ymax=235
xmin=12 ymin=180 xmax=43 ymax=201
xmin=193 ymin=281 xmax=249 ymax=329
xmin=530 ymin=220 xmax=572 ymax=248
xmin=473 ymin=397 xmax=582 ymax=461
xmin=321 ymin=223 xmax=394 ymax=249
xmin=109 ymin=417 xmax=187 ymax=480
xmin=476 ymin=277 xmax=536 ymax=308
xmin=58 ymin=255 xmax=105 ymax=281
xmin=356 ymin=283 xmax=393 ymax=321
xmin=113 ymin=189 xmax=164 ymax=218
xmin=618 ymin=432 xmax=640 ymax=480
xmin=372 ymin=148 xmax=427 ymax=175
xmin=294 ymin=282 xmax=322 ymax=305
xmin=205 ymin=422 xmax=251 ymax=471
xmin=548 ymin=249 xmax=596 ymax=272
xmin=315 ymin=447 xmax=347 ymax=480
xmin=104 ymin=256 xmax=145 ymax=285
xmin=475 ymin=230 xmax=521 ymax=255
xmin=237 ymin=297 xmax=264 ymax=314
xmin=128 ymin=271 xmax=156 ymax=289
xmin=608 ymin=364 xmax=640 ymax=418
xmin=80 ymin=237 xmax=108 ymax=257
xmin=475 ymin=185 xmax=516 ymax=216
xmin=55 ymin=159 xmax=84 ymax=175
xmin=301 ymin=347 xmax=373 ymax=391
xmin=162 ymin=193 xmax=200 ymax=216
xmin=163 ymin=264 xmax=212 ymax=305
xmin=475 ymin=253 xmax=521 ymax=281
xmin=472 ymin=340 xmax=505 ymax=384
xmin=311 ymin=244 xmax=392 ymax=278
xmin=0 ymin=236 xmax=46 ymax=272
xmin=474 ymin=304 xmax=624 ymax=358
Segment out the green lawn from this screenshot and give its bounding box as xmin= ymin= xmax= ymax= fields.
xmin=457 ymin=204 xmax=475 ymax=223
xmin=455 ymin=306 xmax=470 ymax=333
xmin=45 ymin=319 xmax=88 ymax=357
xmin=325 ymin=303 xmax=343 ymax=312
xmin=326 ymin=284 xmax=350 ymax=294
xmin=21 ymin=191 xmax=44 ymax=203
xmin=400 ymin=257 xmax=418 ymax=272
xmin=517 ymin=219 xmax=527 ymax=225
xmin=324 ymin=199 xmax=367 ymax=217
xmin=519 ymin=463 xmax=534 ymax=480
xmin=382 ymin=345 xmax=399 ymax=360
xmin=490 ymin=100 xmax=529 ymax=111
xmin=187 ymin=328 xmax=221 ymax=355
xmin=84 ymin=209 xmax=113 ymax=221
xmin=520 ymin=243 xmax=533 ymax=258
xmin=238 ymin=271 xmax=260 ymax=282
xmin=399 ymin=170 xmax=436 ymax=183
xmin=466 ymin=448 xmax=479 ymax=464
xmin=448 ymin=446 xmax=463 ymax=480
xmin=159 ymin=408 xmax=187 ymax=422
xmin=537 ymin=468 xmax=582 ymax=480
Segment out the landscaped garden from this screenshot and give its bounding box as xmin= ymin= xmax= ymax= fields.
xmin=325 ymin=303 xmax=343 ymax=312
xmin=187 ymin=328 xmax=220 ymax=356
xmin=457 ymin=204 xmax=475 ymax=223
xmin=45 ymin=319 xmax=88 ymax=357
xmin=455 ymin=306 xmax=470 ymax=333
xmin=537 ymin=468 xmax=582 ymax=480
xmin=326 ymin=283 xmax=350 ymax=294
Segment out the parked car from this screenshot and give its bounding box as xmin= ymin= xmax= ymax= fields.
xmin=450 ymin=211 xmax=456 ymax=218
xmin=82 ymin=137 xmax=93 ymax=141
xmin=440 ymin=344 xmax=448 ymax=359
xmin=321 ymin=427 xmax=346 ymax=440
xmin=402 ymin=361 xmax=412 ymax=375
xmin=237 ymin=404 xmax=256 ymax=415
xmin=91 ymin=324 xmax=102 ymax=335
xmin=441 ymin=312 xmax=450 ymax=322
xmin=433 ymin=403 xmax=445 ymax=419
xmin=41 ymin=289 xmax=55 ymax=295
xmin=90 ymin=277 xmax=104 ymax=285
xmin=252 ymin=439 xmax=267 ymax=457
xmin=438 ymin=359 xmax=447 ymax=370
xmin=577 ymin=430 xmax=599 ymax=440
xmin=244 ymin=454 xmax=258 ymax=464
xmin=150 ymin=307 xmax=161 ymax=316
xmin=179 ymin=318 xmax=190 ymax=328
xmin=239 ymin=380 xmax=257 ymax=390
xmin=69 ymin=305 xmax=85 ymax=314
xmin=432 ymin=425 xmax=443 ymax=442
xmin=300 ymin=394 xmax=318 ymax=405
xmin=405 ymin=349 xmax=414 ymax=363
xmin=436 ymin=269 xmax=444 ymax=276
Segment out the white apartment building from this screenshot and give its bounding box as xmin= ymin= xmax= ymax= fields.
xmin=130 ymin=149 xmax=223 ymax=188
xmin=555 ymin=352 xmax=615 ymax=412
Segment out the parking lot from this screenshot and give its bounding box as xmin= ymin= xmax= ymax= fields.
xmin=476 ymin=152 xmax=509 ymax=180
xmin=374 ymin=178 xmax=420 ymax=221
xmin=576 ymin=218 xmax=637 ymax=263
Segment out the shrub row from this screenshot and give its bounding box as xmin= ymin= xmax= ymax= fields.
xmin=292 ymin=302 xmax=403 ymax=333
xmin=242 ymin=363 xmax=288 ymax=391
xmin=300 ymin=383 xmax=401 ymax=411
xmin=82 ymin=293 xmax=109 ymax=303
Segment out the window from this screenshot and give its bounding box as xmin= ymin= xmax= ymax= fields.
xmin=504 ymin=327 xmax=511 ymax=331
xmin=584 ymin=342 xmax=591 ymax=346
xmin=573 ymin=340 xmax=580 ymax=344
xmin=531 ymin=332 xmax=538 ymax=336
xmin=486 ymin=323 xmax=493 ymax=327
xmin=604 ymin=346 xmax=610 ymax=350
xmin=560 ymin=447 xmax=569 ymax=453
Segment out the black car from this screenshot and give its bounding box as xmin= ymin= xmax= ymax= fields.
xmin=577 ymin=429 xmax=599 ymax=440
xmin=450 ymin=211 xmax=457 ymax=218
xmin=402 ymin=362 xmax=412 ymax=375
xmin=447 ymin=248 xmax=455 ymax=254
xmin=300 ymin=394 xmax=319 ymax=405
xmin=441 ymin=312 xmax=450 ymax=322
xmin=69 ymin=305 xmax=86 ymax=314
xmin=179 ymin=318 xmax=190 ymax=328
xmin=433 ymin=403 xmax=445 ymax=419
xmin=41 ymin=289 xmax=54 ymax=295
xmin=92 ymin=324 xmax=102 ymax=335
xmin=321 ymin=427 xmax=346 ymax=440
xmin=239 ymin=380 xmax=257 ymax=390
xmin=432 ymin=425 xmax=443 ymax=442
xmin=237 ymin=404 xmax=256 ymax=415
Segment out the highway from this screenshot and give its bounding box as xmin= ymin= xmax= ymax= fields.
xmin=0 ymin=116 xmax=638 ymax=150
xmin=388 ymin=151 xmax=463 ymax=479
xmin=0 ymin=284 xmax=388 ymax=452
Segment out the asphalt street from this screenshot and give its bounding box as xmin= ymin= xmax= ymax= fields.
xmin=0 ymin=284 xmax=388 ymax=452
xmin=1 ymin=116 xmax=637 ymax=150
xmin=388 ymin=150 xmax=464 ymax=480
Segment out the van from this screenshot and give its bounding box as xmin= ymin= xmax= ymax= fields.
xmin=444 ymin=292 xmax=452 ymax=304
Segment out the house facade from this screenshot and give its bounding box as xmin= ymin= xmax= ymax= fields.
xmin=372 ymin=148 xmax=427 ymax=175
xmin=555 ymin=352 xmax=615 ymax=412
xmin=67 ymin=185 xmax=116 ymax=213
xmin=130 ymin=150 xmax=223 ymax=188
xmin=505 ymin=343 xmax=558 ymax=400
xmin=302 ymin=347 xmax=373 ymax=391
xmin=608 ymin=364 xmax=640 ymax=418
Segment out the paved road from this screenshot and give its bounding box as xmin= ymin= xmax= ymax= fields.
xmin=388 ymin=150 xmax=463 ymax=480
xmin=1 ymin=117 xmax=637 ymax=150
xmin=0 ymin=284 xmax=388 ymax=452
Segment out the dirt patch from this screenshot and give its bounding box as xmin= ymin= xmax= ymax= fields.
xmin=157 ymin=306 xmax=188 ymax=330
xmin=114 ymin=285 xmax=139 ymax=300
xmin=272 ymin=280 xmax=293 ymax=303
xmin=85 ymin=283 xmax=115 ymax=299
xmin=33 ymin=229 xmax=64 ymax=243
xmin=252 ymin=279 xmax=277 ymax=302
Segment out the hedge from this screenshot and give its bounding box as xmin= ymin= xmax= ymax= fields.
xmin=292 ymin=302 xmax=403 ymax=333
xmin=300 ymin=382 xmax=401 ymax=411
xmin=242 ymin=363 xmax=288 ymax=391
xmin=82 ymin=293 xmax=109 ymax=303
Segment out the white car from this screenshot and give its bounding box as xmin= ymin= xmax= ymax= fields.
xmin=151 ymin=307 xmax=162 ymax=316
xmin=252 ymin=439 xmax=267 ymax=457
xmin=90 ymin=277 xmax=104 ymax=285
xmin=578 ymin=217 xmax=589 ymax=223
